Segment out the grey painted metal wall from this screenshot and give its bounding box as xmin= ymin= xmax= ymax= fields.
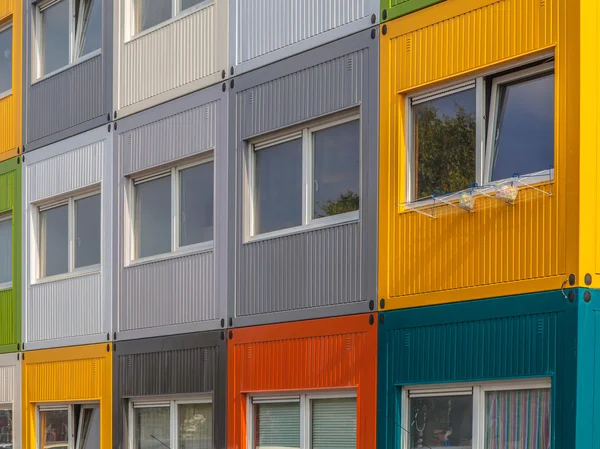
xmin=115 ymin=83 xmax=228 ymax=340
xmin=23 ymin=0 xmax=113 ymax=151
xmin=0 ymin=354 xmax=20 ymax=449
xmin=229 ymin=28 xmax=379 ymax=327
xmin=22 ymin=126 xmax=114 ymax=350
xmin=230 ymin=0 xmax=379 ymax=75
xmin=112 ymin=331 xmax=227 ymax=449
xmin=115 ymin=0 xmax=228 ymax=118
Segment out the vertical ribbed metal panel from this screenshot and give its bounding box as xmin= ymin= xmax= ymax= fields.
xmin=237 ymin=223 xmax=361 ymax=316
xmin=0 ymin=365 xmax=14 ymax=403
xmin=26 ymin=357 xmax=103 ymax=400
xmin=29 ymin=141 xmax=103 ymax=202
xmin=27 ymin=56 xmax=103 ymax=143
xmin=121 ymin=101 xmax=216 ymax=175
xmin=27 ymin=273 xmax=102 ymax=342
xmin=238 ymin=50 xmax=364 ymax=139
xmin=120 ymin=252 xmax=215 ymax=331
xmin=235 ymin=0 xmax=367 ymax=64
xmin=0 ymin=291 xmax=14 ymax=346
xmin=120 ymin=5 xmax=217 ymax=110
xmin=0 ymin=0 xmax=14 ymax=18
xmin=0 ymin=95 xmax=16 ymax=159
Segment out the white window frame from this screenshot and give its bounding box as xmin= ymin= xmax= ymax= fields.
xmin=36 ymin=403 xmax=99 ymax=449
xmin=401 ymin=378 xmax=551 ymax=449
xmin=33 ymin=187 xmax=101 ymax=283
xmin=0 ymin=213 xmax=12 ymax=291
xmin=126 ymin=155 xmax=214 ymax=267
xmin=246 ymin=389 xmax=357 ymax=449
xmin=405 ymin=55 xmax=555 ymax=204
xmin=128 ymin=395 xmax=213 ymax=449
xmin=125 ymin=0 xmax=212 ymax=42
xmin=247 ymin=111 xmax=361 ymax=242
xmin=0 ymin=20 xmax=13 ymax=100
xmin=34 ymin=0 xmax=102 ymax=83
xmin=0 ymin=403 xmax=13 ymax=446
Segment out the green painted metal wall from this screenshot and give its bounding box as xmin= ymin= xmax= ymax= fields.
xmin=377 ymin=290 xmax=578 ymax=449
xmin=0 ymin=157 xmax=20 ymax=353
xmin=380 ymin=0 xmax=445 ymax=22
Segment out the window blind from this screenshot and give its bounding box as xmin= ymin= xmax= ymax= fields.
xmin=311 ymin=398 xmax=357 ymax=449
xmin=256 ymin=402 xmax=300 ymax=449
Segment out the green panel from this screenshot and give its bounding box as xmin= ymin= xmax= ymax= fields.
xmin=0 ymin=157 xmax=20 ymax=353
xmin=381 ymin=0 xmax=445 ymax=22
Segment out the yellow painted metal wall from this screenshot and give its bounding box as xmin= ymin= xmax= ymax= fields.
xmin=22 ymin=344 xmax=112 ymax=449
xmin=379 ymin=0 xmax=581 ymax=309
xmin=0 ymin=0 xmax=20 ymax=162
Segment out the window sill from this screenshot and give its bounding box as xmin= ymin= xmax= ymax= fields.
xmin=33 ymin=265 xmax=101 ymax=285
xmin=0 ymin=89 xmax=12 ymax=101
xmin=125 ymin=1 xmax=212 ymax=43
xmin=0 ymin=281 xmax=12 ymax=291
xmin=246 ymin=211 xmax=359 ymax=244
xmin=32 ymin=49 xmax=102 ymax=85
xmin=126 ymin=241 xmax=214 ymax=268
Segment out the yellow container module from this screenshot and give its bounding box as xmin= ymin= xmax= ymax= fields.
xmin=0 ymin=0 xmax=20 ymax=161
xmin=22 ymin=344 xmax=112 ymax=449
xmin=379 ymin=0 xmax=582 ymax=310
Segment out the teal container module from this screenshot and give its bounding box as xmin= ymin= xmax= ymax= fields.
xmin=377 ymin=290 xmax=583 ymax=449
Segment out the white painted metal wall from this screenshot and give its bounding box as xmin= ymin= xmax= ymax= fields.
xmin=0 ymin=354 xmax=20 ymax=449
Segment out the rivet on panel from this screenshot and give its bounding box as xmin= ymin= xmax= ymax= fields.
xmin=371 ymin=14 xmax=376 ymax=24
xmin=21 ymin=353 xmax=24 ymax=360
xmin=22 ymin=156 xmax=24 ymax=163
xmin=16 ymin=353 xmax=19 ymax=361
xmin=230 ymin=79 xmax=235 ymax=89
xmin=220 ymin=331 xmax=225 ymax=340
xmin=369 ymin=315 xmax=374 ymax=325
xmin=382 ymin=9 xmax=387 ymax=20
xmin=114 ymin=332 xmax=117 ymax=340
xmin=22 ymin=343 xmax=24 ymax=350
xmin=222 ymin=83 xmax=226 ymax=92
xmin=228 ymin=331 xmax=233 ymax=340
xmin=114 ymin=122 xmax=118 ymax=131
xmin=114 ymin=111 xmax=118 ymax=119
xmin=16 ymin=157 xmax=19 ymax=164
xmin=221 ymin=70 xmax=226 ymax=79
xmin=16 ymin=147 xmax=19 ymax=154
xmin=106 ymin=344 xmax=110 ymax=352
xmin=585 ymin=273 xmax=592 ymax=285
xmin=107 ymin=113 xmax=110 ymax=121
xmin=585 ymin=291 xmax=592 ymax=303
xmin=113 ymin=343 xmax=117 ymax=351
xmin=106 ymin=333 xmax=110 ymax=341
xmin=230 ymin=66 xmax=234 ymax=76
xmin=229 ymin=317 xmax=233 ymax=327
xmin=370 ymin=29 xmax=376 ymax=40
xmin=380 ymin=298 xmax=385 ymax=309
xmin=369 ymin=299 xmax=375 ymax=311
xmin=382 ymin=25 xmax=387 ymax=35
xmin=568 ymin=291 xmax=575 ymax=303
xmin=220 ymin=318 xmax=225 ymax=328
xmin=16 ymin=343 xmax=19 ymax=351
xmin=379 ymin=314 xmax=385 ymax=324
xmin=108 ymin=124 xmax=111 ymax=132
xmin=569 ymin=273 xmax=575 ymax=285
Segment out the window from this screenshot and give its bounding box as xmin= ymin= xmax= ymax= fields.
xmin=249 ymin=392 xmax=357 ymax=449
xmin=38 ymin=191 xmax=101 ymax=279
xmin=38 ymin=404 xmax=99 ymax=449
xmin=0 ymin=22 xmax=12 ymax=95
xmin=250 ymin=114 xmax=360 ymax=238
xmin=407 ymin=60 xmax=555 ymax=202
xmin=130 ymin=158 xmax=214 ymax=261
xmin=0 ymin=406 xmax=12 ymax=449
xmin=35 ymin=0 xmax=101 ymax=79
xmin=131 ymin=0 xmax=205 ymax=35
xmin=0 ymin=215 xmax=11 ymax=287
xmin=130 ymin=398 xmax=213 ymax=449
xmin=403 ymin=380 xmax=551 ymax=449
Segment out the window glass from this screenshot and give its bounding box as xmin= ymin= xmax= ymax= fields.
xmin=179 ymin=163 xmax=214 ymax=247
xmin=40 ymin=0 xmax=69 ymax=76
xmin=77 ymin=408 xmax=100 ymax=449
xmin=0 ymin=409 xmax=11 ymax=448
xmin=485 ymin=389 xmax=550 ymax=449
xmin=408 ymin=395 xmax=473 ymax=448
xmin=134 ymin=175 xmax=171 ymax=259
xmin=254 ymin=402 xmax=300 ymax=449
xmin=178 ymin=403 xmax=213 ymax=449
xmin=40 ymin=410 xmax=69 ymax=449
xmin=135 ymin=407 xmax=170 ymax=449
xmin=75 ymin=0 xmax=102 ymax=58
xmin=490 ymin=73 xmax=554 ymax=181
xmin=0 ymin=26 xmax=12 ymax=94
xmin=75 ymin=194 xmax=101 ymax=269
xmin=413 ymin=88 xmax=477 ymax=199
xmin=254 ymin=139 xmax=302 ymax=234
xmin=312 ymin=120 xmax=360 ymax=219
xmin=133 ymin=0 xmax=172 ymax=34
xmin=311 ymin=398 xmax=356 ymax=449
xmin=41 ymin=205 xmax=69 ymax=277
xmin=0 ymin=218 xmax=11 ymax=284
xmin=181 ymin=0 xmax=203 ymax=11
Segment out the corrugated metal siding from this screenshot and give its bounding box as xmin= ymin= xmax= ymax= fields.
xmin=0 ymin=365 xmax=14 ymax=403
xmin=120 ymin=101 xmax=216 ymax=175
xmin=0 ymin=170 xmax=15 ymax=210
xmin=0 ymin=0 xmax=14 ymax=18
xmin=120 ymin=252 xmax=215 ymax=331
xmin=120 ymin=6 xmax=217 ymax=109
xmin=238 ymin=50 xmax=364 ymax=140
xmin=235 ymin=0 xmax=366 ymax=64
xmin=28 ymin=55 xmax=103 ymax=143
xmin=0 ymin=95 xmax=16 ymax=158
xmin=237 ymin=223 xmax=361 ymax=316
xmin=28 ymin=141 xmax=103 ymax=202
xmin=27 ymin=273 xmax=102 ymax=342
xmin=0 ymin=291 xmax=14 ymax=346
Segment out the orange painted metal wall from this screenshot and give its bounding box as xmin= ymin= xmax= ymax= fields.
xmin=0 ymin=0 xmax=20 ymax=162
xmin=227 ymin=314 xmax=377 ymax=449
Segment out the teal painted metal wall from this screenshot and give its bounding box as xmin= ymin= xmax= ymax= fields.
xmin=377 ymin=290 xmax=579 ymax=449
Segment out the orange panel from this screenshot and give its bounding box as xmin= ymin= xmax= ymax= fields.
xmin=227 ymin=314 xmax=377 ymax=449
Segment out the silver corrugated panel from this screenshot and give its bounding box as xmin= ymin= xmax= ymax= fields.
xmin=120 ymin=251 xmax=216 ymax=331
xmin=28 ymin=55 xmax=103 ymax=143
xmin=121 ymin=101 xmax=216 ymax=175
xmin=0 ymin=365 xmax=13 ymax=403
xmin=237 ymin=223 xmax=361 ymax=316
xmin=27 ymin=273 xmax=102 ymax=342
xmin=29 ymin=141 xmax=103 ymax=202
xmin=236 ymin=0 xmax=367 ymax=64
xmin=120 ymin=6 xmax=217 ymax=110
xmin=238 ymin=50 xmax=363 ymax=140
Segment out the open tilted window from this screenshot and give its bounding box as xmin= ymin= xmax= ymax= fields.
xmin=38 ymin=404 xmax=100 ymax=449
xmin=0 ymin=21 xmax=12 ymax=96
